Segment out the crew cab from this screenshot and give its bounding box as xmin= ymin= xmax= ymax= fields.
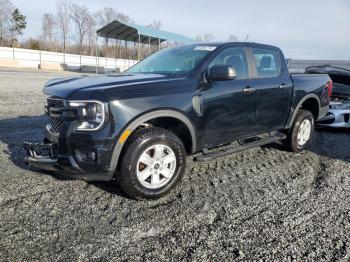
xmin=23 ymin=42 xmax=332 ymax=199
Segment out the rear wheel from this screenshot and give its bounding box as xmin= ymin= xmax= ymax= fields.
xmin=118 ymin=127 xmax=186 ymax=200
xmin=284 ymin=109 xmax=315 ymax=152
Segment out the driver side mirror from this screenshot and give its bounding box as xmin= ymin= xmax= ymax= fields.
xmin=207 ymin=65 xmax=237 ymax=81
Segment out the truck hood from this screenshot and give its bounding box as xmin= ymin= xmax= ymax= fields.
xmin=43 ymin=73 xmax=171 ymax=98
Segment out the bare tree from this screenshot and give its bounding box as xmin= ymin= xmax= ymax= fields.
xmin=86 ymin=13 xmax=96 ymax=56
xmin=0 ymin=0 xmax=15 ymax=41
xmin=146 ymin=20 xmax=162 ymax=30
xmin=227 ymin=35 xmax=238 ymax=42
xmin=71 ymin=4 xmax=90 ymax=69
xmin=195 ymin=33 xmax=215 ymax=42
xmin=95 ymin=7 xmax=134 ymax=58
xmin=96 ymin=7 xmax=131 ymax=26
xmin=152 ymin=20 xmax=162 ymax=30
xmin=56 ymin=0 xmax=71 ymax=63
xmin=95 ymin=7 xmax=117 ymax=28
xmin=203 ymin=33 xmax=215 ymax=42
xmin=116 ymin=11 xmax=131 ymax=23
xmin=95 ymin=7 xmax=118 ymax=59
xmin=41 ymin=13 xmax=55 ymax=50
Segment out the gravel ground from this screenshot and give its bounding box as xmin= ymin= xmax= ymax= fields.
xmin=0 ymin=68 xmax=349 ymax=261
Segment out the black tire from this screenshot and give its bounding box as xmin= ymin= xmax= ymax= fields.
xmin=117 ymin=127 xmax=187 ymax=200
xmin=283 ymin=109 xmax=315 ymax=152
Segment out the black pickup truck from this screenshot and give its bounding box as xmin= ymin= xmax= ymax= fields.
xmin=24 ymin=42 xmax=332 ymax=199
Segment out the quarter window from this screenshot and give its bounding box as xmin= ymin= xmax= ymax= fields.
xmin=252 ymin=48 xmax=281 ymax=78
xmin=209 ymin=47 xmax=248 ymax=79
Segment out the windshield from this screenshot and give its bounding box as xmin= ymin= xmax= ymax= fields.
xmin=126 ymin=45 xmax=215 ymax=76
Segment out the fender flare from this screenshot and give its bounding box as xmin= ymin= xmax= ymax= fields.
xmin=286 ymin=93 xmax=321 ymax=129
xmin=109 ymin=110 xmax=197 ymax=171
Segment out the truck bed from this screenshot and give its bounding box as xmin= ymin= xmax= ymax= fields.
xmin=289 ymin=73 xmax=331 ymax=122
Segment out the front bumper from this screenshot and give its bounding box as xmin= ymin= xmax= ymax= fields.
xmin=317 ymin=100 xmax=350 ymax=128
xmin=23 ymin=142 xmax=59 ymax=171
xmin=23 ymin=142 xmax=83 ymax=173
xmin=23 ymin=124 xmax=116 ymax=181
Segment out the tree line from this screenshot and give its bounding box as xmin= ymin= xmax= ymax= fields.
xmin=0 ymin=0 xmax=238 ymax=61
xmin=0 ymin=0 xmax=26 ymax=48
xmin=0 ymin=0 xmax=165 ymax=60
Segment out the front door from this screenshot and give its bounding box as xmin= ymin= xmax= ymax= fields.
xmin=201 ymin=47 xmax=257 ymax=147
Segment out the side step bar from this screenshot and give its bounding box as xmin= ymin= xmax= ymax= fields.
xmin=195 ymin=132 xmax=286 ymax=162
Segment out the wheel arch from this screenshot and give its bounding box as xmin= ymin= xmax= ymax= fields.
xmin=110 ymin=109 xmax=197 ymax=172
xmin=286 ymin=94 xmax=321 ymax=129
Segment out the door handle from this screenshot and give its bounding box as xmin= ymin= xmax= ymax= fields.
xmin=243 ymin=87 xmax=256 ymax=94
xmin=279 ymin=83 xmax=292 ymax=89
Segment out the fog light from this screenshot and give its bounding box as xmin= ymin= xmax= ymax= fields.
xmin=75 ymin=150 xmax=96 ymax=162
xmin=345 ymin=114 xmax=349 ymax=123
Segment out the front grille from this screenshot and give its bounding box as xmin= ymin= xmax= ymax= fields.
xmin=47 ymin=97 xmax=65 ymax=134
xmin=49 ymin=117 xmax=64 ymax=133
xmin=47 ymin=97 xmax=65 ymax=108
xmin=62 ymin=110 xmax=75 ymax=118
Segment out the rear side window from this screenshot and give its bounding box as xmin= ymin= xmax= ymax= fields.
xmin=209 ymin=47 xmax=248 ymax=79
xmin=252 ymin=48 xmax=281 ymax=78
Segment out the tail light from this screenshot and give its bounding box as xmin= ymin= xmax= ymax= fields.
xmin=326 ymin=80 xmax=333 ymax=97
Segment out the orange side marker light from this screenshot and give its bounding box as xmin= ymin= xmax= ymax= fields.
xmin=119 ymin=129 xmax=132 ymax=144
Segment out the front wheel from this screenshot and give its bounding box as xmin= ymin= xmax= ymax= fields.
xmin=284 ymin=109 xmax=315 ymax=152
xmin=118 ymin=127 xmax=187 ymax=200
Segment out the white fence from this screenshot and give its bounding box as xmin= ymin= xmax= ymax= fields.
xmin=0 ymin=47 xmax=137 ymax=72
xmin=3 ymin=47 xmax=350 ymax=74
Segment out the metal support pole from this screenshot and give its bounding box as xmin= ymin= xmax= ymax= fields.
xmin=12 ymin=42 xmax=15 ymax=60
xmin=39 ymin=49 xmax=42 ymax=69
xmin=158 ymin=38 xmax=161 ymax=51
xmin=148 ymin=36 xmax=151 ymax=55
xmin=95 ymin=33 xmax=99 ymax=74
xmin=105 ymin=39 xmax=108 ymax=74
xmin=11 ymin=28 xmax=15 ymax=60
xmin=138 ymin=34 xmax=141 ymax=61
xmin=114 ymin=38 xmax=117 ymax=73
xmin=124 ymin=40 xmax=127 ymax=71
xmin=119 ymin=40 xmax=122 ymax=58
xmin=119 ymin=39 xmax=122 ymax=68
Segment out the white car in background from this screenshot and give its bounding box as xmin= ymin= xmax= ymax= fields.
xmin=306 ymin=65 xmax=350 ymax=128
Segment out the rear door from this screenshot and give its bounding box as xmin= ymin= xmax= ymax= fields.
xmin=247 ymin=47 xmax=293 ymax=132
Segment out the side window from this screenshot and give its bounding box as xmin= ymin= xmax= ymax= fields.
xmin=209 ymin=47 xmax=248 ymax=79
xmin=252 ymin=48 xmax=281 ymax=78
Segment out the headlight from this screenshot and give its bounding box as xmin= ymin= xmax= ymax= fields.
xmin=69 ymin=100 xmax=106 ymax=131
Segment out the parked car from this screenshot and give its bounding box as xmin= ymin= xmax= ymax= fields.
xmin=23 ymin=42 xmax=331 ymax=199
xmin=306 ymin=65 xmax=350 ymax=97
xmin=306 ymin=65 xmax=350 ymax=128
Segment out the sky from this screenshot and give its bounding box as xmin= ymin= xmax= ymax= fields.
xmin=10 ymin=0 xmax=350 ymax=60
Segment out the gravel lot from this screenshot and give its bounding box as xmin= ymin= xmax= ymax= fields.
xmin=0 ymin=68 xmax=349 ymax=261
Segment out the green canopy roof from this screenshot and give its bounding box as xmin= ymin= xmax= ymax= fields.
xmin=97 ymin=20 xmax=195 ymax=44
